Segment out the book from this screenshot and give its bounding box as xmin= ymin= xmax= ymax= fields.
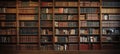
xmin=19 ymin=28 xmax=38 ymax=35
xmin=69 ymin=36 xmax=78 ymax=42
xmin=19 ymin=15 xmax=38 ymax=20
xmin=102 ymin=28 xmax=120 ymax=35
xmin=80 ymin=44 xmax=89 ymax=50
xmin=41 ymin=21 xmax=52 ymax=27
xmin=41 ymin=2 xmax=53 ymax=7
xmin=0 ymin=36 xmax=16 ymax=43
xmin=20 ymin=21 xmax=38 ymax=27
xmin=54 ymin=36 xmax=68 ymax=43
xmin=19 ymin=36 xmax=38 ymax=43
xmin=102 ymin=8 xmax=120 ymax=13
xmin=55 ymin=44 xmax=68 ymax=51
xmin=102 ymin=2 xmax=120 ymax=7
xmin=68 ymin=44 xmax=78 ymax=50
xmin=55 ymin=29 xmax=78 ymax=35
xmin=41 ymin=44 xmax=53 ymax=50
xmin=41 ymin=36 xmax=52 ymax=42
xmin=0 ymin=28 xmax=16 ymax=35
xmin=19 ymin=44 xmax=38 ymax=50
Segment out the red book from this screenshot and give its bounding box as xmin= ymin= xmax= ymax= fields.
xmin=58 ymin=8 xmax=63 ymax=13
xmin=92 ymin=44 xmax=100 ymax=50
xmin=41 ymin=2 xmax=48 ymax=6
xmin=80 ymin=44 xmax=89 ymax=50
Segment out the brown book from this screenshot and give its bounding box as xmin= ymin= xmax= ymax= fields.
xmin=84 ymin=1 xmax=90 ymax=7
xmin=6 ymin=8 xmax=16 ymax=13
xmin=92 ymin=44 xmax=100 ymax=50
xmin=68 ymin=2 xmax=77 ymax=7
xmin=80 ymin=2 xmax=84 ymax=6
xmin=30 ymin=2 xmax=38 ymax=6
xmin=69 ymin=44 xmax=78 ymax=50
xmin=80 ymin=15 xmax=85 ymax=20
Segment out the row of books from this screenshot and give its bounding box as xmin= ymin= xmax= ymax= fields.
xmin=55 ymin=29 xmax=78 ymax=35
xmin=19 ymin=36 xmax=38 ymax=43
xmin=101 ymin=36 xmax=119 ymax=42
xmin=54 ymin=44 xmax=101 ymax=50
xmin=41 ymin=2 xmax=53 ymax=7
xmin=102 ymin=8 xmax=120 ymax=13
xmin=19 ymin=7 xmax=38 ymax=14
xmin=80 ymin=1 xmax=100 ymax=7
xmin=41 ymin=8 xmax=53 ymax=13
xmin=0 ymin=8 xmax=16 ymax=13
xmin=80 ymin=44 xmax=100 ymax=50
xmin=0 ymin=28 xmax=16 ymax=35
xmin=80 ymin=14 xmax=99 ymax=20
xmin=0 ymin=45 xmax=17 ymax=50
xmin=0 ymin=15 xmax=16 ymax=20
xmin=3 ymin=44 xmax=118 ymax=50
xmin=19 ymin=15 xmax=38 ymax=20
xmin=40 ymin=21 xmax=52 ymax=27
xmin=102 ymin=44 xmax=120 ymax=50
xmin=41 ymin=2 xmax=77 ymax=7
xmin=68 ymin=36 xmax=78 ymax=42
xmin=55 ymin=44 xmax=67 ymax=51
xmin=80 ymin=36 xmax=98 ymax=42
xmin=55 ymin=22 xmax=77 ymax=27
xmin=102 ymin=2 xmax=120 ymax=7
xmin=54 ymin=8 xmax=78 ymax=13
xmin=80 ymin=8 xmax=99 ymax=13
xmin=41 ymin=14 xmax=52 ymax=20
xmin=0 ymin=36 xmax=16 ymax=43
xmin=0 ymin=22 xmax=16 ymax=27
xmin=41 ymin=1 xmax=99 ymax=7
xmin=69 ymin=44 xmax=78 ymax=50
xmin=41 ymin=36 xmax=52 ymax=42
xmin=40 ymin=44 xmax=53 ymax=50
xmin=41 ymin=14 xmax=98 ymax=20
xmin=0 ymin=1 xmax=16 ymax=7
xmin=102 ymin=21 xmax=120 ymax=27
xmin=103 ymin=14 xmax=120 ymax=20
xmin=20 ymin=21 xmax=38 ymax=27
xmin=54 ymin=36 xmax=68 ymax=43
xmin=55 ymin=2 xmax=77 ymax=7
xmin=18 ymin=1 xmax=38 ymax=7
xmin=41 ymin=36 xmax=78 ymax=43
xmin=86 ymin=14 xmax=99 ymax=20
xmin=0 ymin=1 xmax=105 ymax=7
xmin=19 ymin=44 xmax=38 ymax=50
xmin=1 ymin=44 xmax=118 ymax=50
xmin=41 ymin=29 xmax=53 ymax=35
xmin=80 ymin=21 xmax=99 ymax=27
xmin=19 ymin=28 xmax=38 ymax=35
xmin=102 ymin=28 xmax=120 ymax=35
xmin=80 ymin=28 xmax=99 ymax=35
xmin=55 ymin=15 xmax=78 ymax=20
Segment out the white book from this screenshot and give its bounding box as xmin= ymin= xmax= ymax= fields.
xmin=55 ymin=22 xmax=58 ymax=27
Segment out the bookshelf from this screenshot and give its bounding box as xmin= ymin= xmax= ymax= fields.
xmin=0 ymin=0 xmax=120 ymax=53
xmin=101 ymin=0 xmax=120 ymax=50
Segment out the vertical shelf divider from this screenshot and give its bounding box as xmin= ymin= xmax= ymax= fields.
xmin=38 ymin=0 xmax=41 ymax=50
xmin=99 ymin=0 xmax=102 ymax=50
xmin=78 ymin=0 xmax=80 ymax=50
xmin=53 ymin=0 xmax=55 ymax=50
xmin=16 ymin=0 xmax=19 ymax=50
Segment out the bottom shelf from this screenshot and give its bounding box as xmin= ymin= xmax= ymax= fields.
xmin=0 ymin=43 xmax=120 ymax=50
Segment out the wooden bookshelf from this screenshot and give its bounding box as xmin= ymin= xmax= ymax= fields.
xmin=0 ymin=0 xmax=120 ymax=54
